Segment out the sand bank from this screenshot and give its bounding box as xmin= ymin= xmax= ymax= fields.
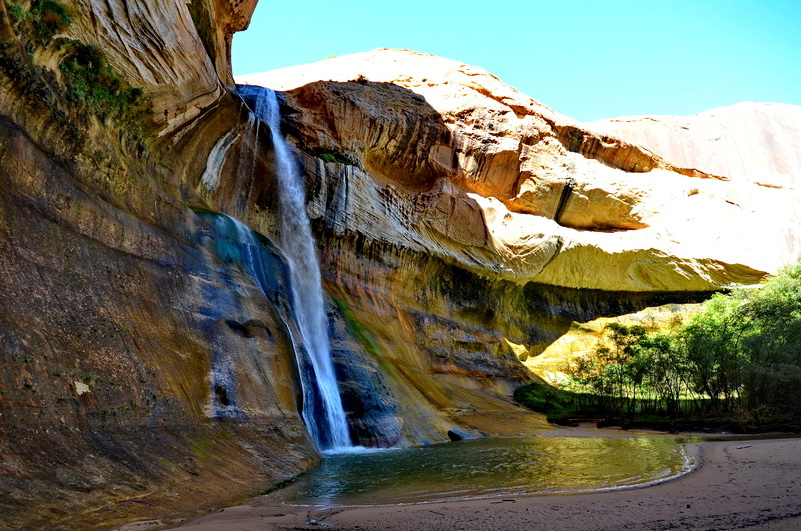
xmin=131 ymin=433 xmax=801 ymax=531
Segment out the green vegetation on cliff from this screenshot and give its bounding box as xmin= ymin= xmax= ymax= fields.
xmin=0 ymin=0 xmax=149 ymax=145
xmin=58 ymin=40 xmax=147 ymax=134
xmin=312 ymin=146 xmax=359 ymax=166
xmin=4 ymin=0 xmax=70 ymax=45
xmin=517 ymin=265 xmax=801 ymax=431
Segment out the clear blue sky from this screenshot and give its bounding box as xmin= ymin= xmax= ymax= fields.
xmin=232 ymin=0 xmax=801 ymax=121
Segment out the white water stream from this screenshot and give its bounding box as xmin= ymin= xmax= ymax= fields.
xmin=240 ymin=86 xmax=351 ymax=451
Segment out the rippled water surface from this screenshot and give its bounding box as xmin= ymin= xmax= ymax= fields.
xmin=269 ymin=436 xmax=690 ymax=506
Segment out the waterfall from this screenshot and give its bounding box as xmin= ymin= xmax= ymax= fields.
xmin=238 ymin=85 xmax=352 ymax=451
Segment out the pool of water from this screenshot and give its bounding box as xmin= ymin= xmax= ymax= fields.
xmin=267 ymin=435 xmax=692 ymax=506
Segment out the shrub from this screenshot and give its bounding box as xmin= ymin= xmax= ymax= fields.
xmin=6 ymin=2 xmax=26 ymax=23
xmin=513 ymin=382 xmax=593 ymax=424
xmin=3 ymin=1 xmax=72 ymax=45
xmin=31 ymin=0 xmax=71 ymax=45
xmin=58 ymin=40 xmax=148 ymax=139
xmin=312 ymin=146 xmax=358 ymax=166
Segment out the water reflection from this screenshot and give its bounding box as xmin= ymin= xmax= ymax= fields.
xmin=269 ymin=436 xmax=689 ymax=506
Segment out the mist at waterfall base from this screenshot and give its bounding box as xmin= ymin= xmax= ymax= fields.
xmin=236 ymin=85 xmax=351 ymax=451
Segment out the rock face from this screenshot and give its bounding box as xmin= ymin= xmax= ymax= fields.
xmin=234 ymin=49 xmax=801 ymax=446
xmin=0 ymin=1 xmax=314 ymax=529
xmin=240 ymin=49 xmax=801 ymax=292
xmin=1 ymin=2 xmax=800 ymax=528
xmin=235 ymin=51 xmax=801 ymax=435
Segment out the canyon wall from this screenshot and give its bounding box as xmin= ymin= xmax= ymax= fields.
xmin=1 ymin=2 xmax=800 ymax=529
xmin=240 ymin=49 xmax=801 ymax=389
xmin=0 ymin=1 xmax=319 ymax=529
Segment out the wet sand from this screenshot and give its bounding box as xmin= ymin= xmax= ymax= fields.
xmin=135 ymin=433 xmax=801 ymax=531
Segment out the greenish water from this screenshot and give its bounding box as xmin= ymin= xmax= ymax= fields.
xmin=269 ymin=436 xmax=691 ymax=506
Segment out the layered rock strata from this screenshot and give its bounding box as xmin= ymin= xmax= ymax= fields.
xmin=239 ymin=48 xmax=801 ymax=395
xmin=0 ymin=1 xmax=313 ymax=529
xmin=1 ymin=1 xmax=800 ymax=528
xmin=240 ymin=49 xmax=801 ymax=292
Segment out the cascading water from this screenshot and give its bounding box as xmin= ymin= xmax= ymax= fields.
xmin=238 ymin=85 xmax=351 ymax=451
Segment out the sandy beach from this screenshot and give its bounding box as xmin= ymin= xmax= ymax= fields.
xmin=124 ymin=433 xmax=801 ymax=531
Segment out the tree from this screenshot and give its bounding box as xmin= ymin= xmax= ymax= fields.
xmin=533 ymin=265 xmax=801 ymax=428
xmin=634 ymin=332 xmax=688 ymax=418
xmin=735 ymin=265 xmax=801 ymax=416
xmin=678 ymin=293 xmax=747 ymax=412
xmin=563 ymin=324 xmax=648 ymax=423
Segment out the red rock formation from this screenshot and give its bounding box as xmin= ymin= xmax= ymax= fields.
xmin=241 ymin=49 xmax=795 ymax=291
xmin=2 ymin=3 xmax=800 ymax=527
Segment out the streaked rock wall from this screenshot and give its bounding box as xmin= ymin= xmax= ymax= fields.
xmin=2 ymin=1 xmax=800 ymax=526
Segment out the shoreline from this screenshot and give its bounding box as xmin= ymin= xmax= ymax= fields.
xmin=122 ymin=431 xmax=801 ymax=530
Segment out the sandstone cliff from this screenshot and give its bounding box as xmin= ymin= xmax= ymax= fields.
xmin=1 ymin=2 xmax=800 ymax=529
xmin=240 ymin=49 xmax=799 ymax=292
xmin=238 ymin=49 xmax=801 ymax=401
xmin=0 ymin=1 xmax=318 ymax=528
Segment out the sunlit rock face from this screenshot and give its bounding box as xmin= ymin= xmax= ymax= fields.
xmin=240 ymin=49 xmax=800 ymax=292
xmin=524 ymin=303 xmax=704 ymax=384
xmin=583 ymin=102 xmax=801 ymax=274
xmin=237 ymin=49 xmax=801 ymax=431
xmin=2 ymin=0 xmax=800 ymax=525
xmin=57 ymin=0 xmax=257 ymax=134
